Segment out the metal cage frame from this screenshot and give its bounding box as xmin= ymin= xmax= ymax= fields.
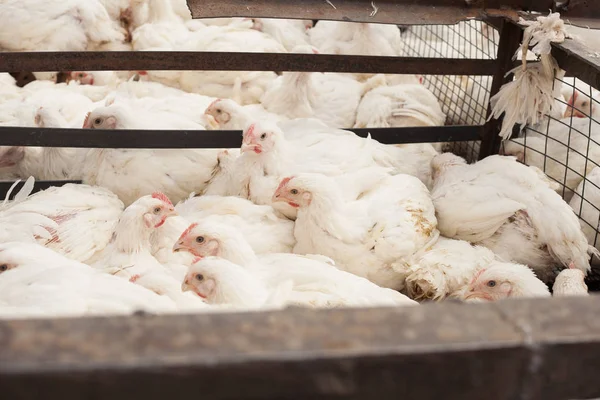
xmin=1 ymin=1 xmax=600 ymax=399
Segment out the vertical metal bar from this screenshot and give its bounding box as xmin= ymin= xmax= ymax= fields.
xmin=478 ymin=20 xmax=523 ymax=160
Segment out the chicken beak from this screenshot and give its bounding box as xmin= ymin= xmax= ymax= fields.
xmin=271 ymin=191 xmax=283 ymax=203
xmin=181 ymin=280 xmax=193 ymax=293
xmin=241 ymin=143 xmax=261 ymax=154
xmin=204 ymin=114 xmax=219 ymax=130
xmin=173 ymin=241 xmax=187 ymax=253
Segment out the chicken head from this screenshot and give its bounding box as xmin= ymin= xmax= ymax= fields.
xmin=430 ymin=152 xmax=467 ymax=181
xmin=181 ymin=257 xmax=217 ymax=300
xmin=173 ymin=223 xmax=221 ymax=257
xmin=241 ymin=121 xmax=282 ymax=154
xmin=137 ymin=192 xmax=177 ymax=229
xmin=83 ymin=109 xmax=117 ymax=129
xmin=69 ymin=71 xmax=94 ymax=85
xmin=272 ymin=176 xmax=313 ymax=208
xmin=204 ymin=99 xmax=232 ymax=126
xmin=564 ymin=90 xmax=597 ymax=119
xmin=463 ymin=262 xmax=550 ymax=302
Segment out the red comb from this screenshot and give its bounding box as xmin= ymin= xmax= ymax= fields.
xmin=207 ymin=98 xmax=222 ymax=110
xmin=177 ymin=222 xmax=198 ymax=242
xmin=469 ymin=268 xmax=485 ymax=287
xmin=245 ymin=123 xmax=256 ymax=138
xmin=83 ymin=112 xmax=91 ymax=128
xmin=138 ymin=70 xmax=148 ymax=75
xmin=312 ymin=48 xmax=319 ymax=54
xmin=152 ymin=191 xmax=173 ymax=207
xmin=276 ymin=176 xmax=294 ymax=193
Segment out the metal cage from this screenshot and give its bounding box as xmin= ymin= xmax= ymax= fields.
xmin=2 ymin=1 xmax=600 ymax=399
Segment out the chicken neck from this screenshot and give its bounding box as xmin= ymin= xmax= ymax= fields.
xmin=111 ymin=204 xmax=154 ymax=254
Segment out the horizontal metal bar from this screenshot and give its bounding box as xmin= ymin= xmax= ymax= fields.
xmin=0 ymin=180 xmax=81 ymax=200
xmin=0 ymin=126 xmax=482 ymax=148
xmin=1 ymin=297 xmax=600 ymax=400
xmin=187 ymin=0 xmax=555 ymax=25
xmin=0 ymin=51 xmax=498 ymax=75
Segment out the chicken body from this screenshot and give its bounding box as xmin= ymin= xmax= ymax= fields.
xmin=175 ymin=221 xmax=417 ymax=308
xmin=432 ymin=153 xmax=596 ymax=282
xmin=0 ymin=0 xmax=125 ymax=51
xmin=0 ymin=242 xmax=177 ymax=319
xmin=275 ymin=173 xmax=439 ymax=290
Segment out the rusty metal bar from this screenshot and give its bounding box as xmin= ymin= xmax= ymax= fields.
xmin=186 ymin=0 xmax=555 ymax=25
xmin=0 ymin=126 xmax=482 ymax=148
xmin=478 ymin=19 xmax=523 ymax=160
xmin=1 ymin=297 xmax=600 ymax=400
xmin=0 ymin=51 xmax=497 ymax=75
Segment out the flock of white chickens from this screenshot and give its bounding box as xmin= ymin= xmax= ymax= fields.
xmin=0 ymin=0 xmax=598 ymax=319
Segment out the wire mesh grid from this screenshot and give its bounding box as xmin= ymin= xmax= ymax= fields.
xmin=499 ymin=75 xmax=600 ymax=282
xmin=399 ymin=20 xmax=499 ymax=161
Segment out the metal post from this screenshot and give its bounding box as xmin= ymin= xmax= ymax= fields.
xmin=478 ymin=19 xmax=523 ymax=160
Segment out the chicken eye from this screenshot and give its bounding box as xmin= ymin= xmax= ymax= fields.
xmin=487 ymin=280 xmax=496 ymax=288
xmin=260 ymin=133 xmax=267 ymax=140
xmin=153 ymin=207 xmax=161 ymax=214
xmin=196 ymin=236 xmax=205 ymax=243
xmin=290 ymin=189 xmax=298 ymax=195
xmin=78 ymin=73 xmax=85 ymax=78
xmin=195 ymin=273 xmax=204 ymax=281
xmin=582 ymin=101 xmax=589 ymax=107
xmin=0 ymin=264 xmax=7 ymax=272
xmin=94 ymin=118 xmax=102 ymax=125
xmin=216 ymin=109 xmax=222 ymax=114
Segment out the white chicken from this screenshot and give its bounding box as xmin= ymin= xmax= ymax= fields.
xmin=0 ymin=241 xmax=178 ymax=319
xmin=81 ymin=104 xmax=221 ymax=206
xmin=501 ymin=117 xmax=600 ymax=196
xmin=272 ymin=172 xmax=439 ymax=290
xmin=354 ymin=83 xmax=446 ymax=128
xmin=0 ymin=178 xmax=59 ymax=245
xmin=175 ymin=194 xmax=295 ymax=253
xmin=0 ymin=0 xmax=126 ymax=51
xmin=309 ymin=21 xmax=403 ymax=57
xmin=0 ymin=104 xmax=87 ymax=180
xmin=174 ymin=221 xmax=417 ymax=308
xmin=251 ymin=18 xmax=312 ymax=51
xmin=552 ymin=263 xmax=589 ymax=296
xmin=181 ymin=257 xmax=290 ymax=310
xmin=89 ymin=192 xmax=207 ymax=310
xmin=261 ymin=45 xmax=364 ymax=128
xmin=0 ymin=74 xmax=22 ymax=104
xmin=204 ymin=98 xmax=285 ymax=130
xmin=177 ymin=23 xmax=284 ymax=104
xmin=1 ymin=181 xmax=123 ymax=263
xmin=431 ymin=153 xmax=596 ymax=283
xmin=569 ymin=166 xmax=600 ymax=250
xmin=150 ymin=193 xmax=295 ymax=265
xmin=404 ymin=237 xmax=498 ymax=301
xmin=453 ymin=262 xmax=551 ymax=302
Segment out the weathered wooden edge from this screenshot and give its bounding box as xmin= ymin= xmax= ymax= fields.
xmin=0 ymin=125 xmax=482 ymax=148
xmin=551 ymin=37 xmax=600 ymax=92
xmin=186 ymin=0 xmax=556 ymax=25
xmin=1 ymin=297 xmax=600 ymax=400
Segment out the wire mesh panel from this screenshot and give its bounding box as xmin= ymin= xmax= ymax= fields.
xmin=499 ymin=74 xmax=600 ymax=285
xmin=400 ymin=20 xmax=499 ymax=161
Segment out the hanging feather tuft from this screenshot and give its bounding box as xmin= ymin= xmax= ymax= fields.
xmin=489 ymin=12 xmax=570 ymax=141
